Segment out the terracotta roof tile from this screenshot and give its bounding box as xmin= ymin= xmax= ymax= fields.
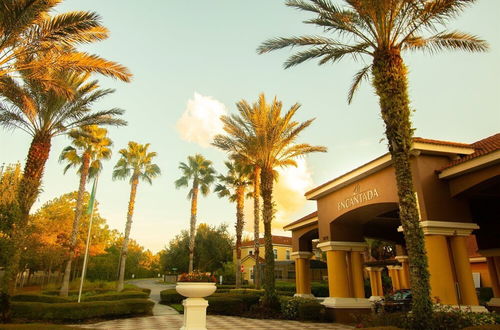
xmin=440 ymin=133 xmax=500 ymax=171
xmin=413 ymin=137 xmax=471 ymax=148
xmin=241 ymin=235 xmax=292 ymax=247
xmin=283 ymin=211 xmax=318 ymax=230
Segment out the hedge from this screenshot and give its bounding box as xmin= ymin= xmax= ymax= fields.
xmin=42 ymin=288 xmax=110 ymax=296
xmin=12 ymin=299 xmax=154 ymax=321
xmin=298 ymin=301 xmax=327 ymax=321
xmin=207 ymin=296 xmax=245 ymax=316
xmin=82 ymin=291 xmax=148 ymax=302
xmin=229 ymin=289 xmax=264 ymax=295
xmin=122 ymin=286 xmax=151 ymax=296
xmin=311 ymin=283 xmax=329 ymax=297
xmin=11 ymin=295 xmax=71 ymax=304
xmin=159 ymin=289 xmax=183 ymax=304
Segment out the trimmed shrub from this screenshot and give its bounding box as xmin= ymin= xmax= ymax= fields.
xmin=122 ymin=285 xmax=151 ymax=296
xmin=229 ymin=289 xmax=264 ymax=295
xmin=216 ymin=284 xmax=253 ymax=290
xmin=42 ymin=288 xmax=110 ymax=296
xmin=275 ymin=283 xmax=296 ymax=293
xmin=11 ymin=294 xmax=71 ymax=304
xmin=160 ymin=289 xmax=183 ymax=304
xmin=298 ymin=301 xmax=326 ymax=321
xmin=12 ymin=299 xmax=154 ymax=321
xmin=276 ymin=290 xmax=294 ymax=296
xmin=476 ymin=287 xmax=493 ymax=304
xmin=280 ymin=296 xmax=317 ymax=320
xmin=82 ymin=291 xmax=148 ymax=302
xmin=207 ymin=296 xmax=245 ymax=316
xmin=311 ymin=283 xmax=329 ymax=297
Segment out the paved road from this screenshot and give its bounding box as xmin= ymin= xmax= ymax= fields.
xmin=127 ymin=278 xmax=179 ymax=315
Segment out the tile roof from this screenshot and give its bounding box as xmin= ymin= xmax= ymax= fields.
xmin=466 ymin=235 xmax=482 ymax=258
xmin=283 ymin=211 xmax=318 ymax=230
xmin=413 ymin=137 xmax=472 ymax=148
xmin=241 ymin=235 xmax=292 ymax=247
xmin=440 ymin=133 xmax=500 ymax=171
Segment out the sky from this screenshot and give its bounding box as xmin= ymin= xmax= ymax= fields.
xmin=1 ymin=1 xmax=499 ymax=253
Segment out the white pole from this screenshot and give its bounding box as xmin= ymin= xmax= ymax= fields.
xmin=77 ymin=174 xmax=99 ymax=303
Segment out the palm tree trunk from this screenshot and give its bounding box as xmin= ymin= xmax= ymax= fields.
xmin=372 ymin=49 xmax=432 ymax=327
xmin=235 ymin=186 xmax=245 ymax=288
xmin=260 ymin=167 xmax=278 ymax=308
xmin=60 ymin=152 xmax=91 ymax=297
xmin=253 ymin=166 xmax=261 ymax=289
xmin=188 ymin=181 xmax=199 ymax=273
xmin=117 ymin=174 xmax=139 ymax=291
xmin=1 ymin=133 xmax=51 ymax=322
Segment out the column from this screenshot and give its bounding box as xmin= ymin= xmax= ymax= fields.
xmin=449 ymin=236 xmax=479 ymax=306
xmin=424 ymin=235 xmax=458 ymax=305
xmin=395 ymin=256 xmax=410 ymax=289
xmin=485 ymin=256 xmax=500 ymax=308
xmin=350 ymin=251 xmax=365 ymax=298
xmin=366 ymin=267 xmax=384 ymax=299
xmin=326 ymin=250 xmax=350 ymax=298
xmin=292 ymin=251 xmax=313 ymax=298
xmin=317 ymin=241 xmax=371 ymax=311
xmin=387 ymin=265 xmax=401 ymax=291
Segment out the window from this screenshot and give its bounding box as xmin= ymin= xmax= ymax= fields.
xmin=286 ymin=250 xmax=290 ymax=260
xmin=273 ymin=249 xmax=278 ymax=259
xmin=249 ymin=250 xmax=253 ymax=256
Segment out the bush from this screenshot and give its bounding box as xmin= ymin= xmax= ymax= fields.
xmin=12 ymin=299 xmax=154 ymax=321
xmin=298 ymin=301 xmax=326 ymax=321
xmin=280 ymin=296 xmax=317 ymax=320
xmin=311 ymin=283 xmax=329 ymax=297
xmin=122 ymin=285 xmax=151 ymax=296
xmin=159 ymin=289 xmax=183 ymax=304
xmin=11 ymin=294 xmax=70 ymax=304
xmin=476 ymin=287 xmax=493 ymax=304
xmin=229 ymin=289 xmax=264 ymax=295
xmin=276 ymin=290 xmax=294 ymax=296
xmin=207 ymin=296 xmax=245 ymax=316
xmin=42 ymin=288 xmax=110 ymax=296
xmin=275 ymin=282 xmax=296 ymax=293
xmin=82 ymin=291 xmax=148 ymax=302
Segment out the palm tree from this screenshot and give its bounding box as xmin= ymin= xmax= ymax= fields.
xmin=213 ymin=93 xmax=326 ymax=307
xmin=0 ymin=0 xmax=131 ymax=89
xmin=0 ymin=72 xmax=125 ymax=321
xmin=257 ymin=0 xmax=488 ymax=324
xmin=58 ymin=125 xmax=112 ymax=296
xmin=214 ymin=160 xmax=252 ymax=288
xmin=112 ymin=142 xmax=161 ymax=291
xmin=174 ymin=154 xmax=216 ymax=273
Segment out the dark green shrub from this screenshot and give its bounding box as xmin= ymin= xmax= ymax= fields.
xmin=311 ymin=283 xmax=329 ymax=297
xmin=122 ymin=285 xmax=151 ymax=296
xmin=159 ymin=289 xmax=183 ymax=304
xmin=298 ymin=301 xmax=326 ymax=321
xmin=476 ymin=287 xmax=493 ymax=304
xmin=276 ymin=290 xmax=294 ymax=296
xmin=275 ymin=283 xmax=296 ymax=293
xmin=229 ymin=289 xmax=264 ymax=295
xmin=280 ymin=296 xmax=317 ymax=320
xmin=12 ymin=299 xmax=154 ymax=321
xmin=82 ymin=291 xmax=148 ymax=302
xmin=11 ymin=294 xmax=70 ymax=304
xmin=42 ymin=288 xmax=110 ymax=296
xmin=207 ymin=296 xmax=245 ymax=316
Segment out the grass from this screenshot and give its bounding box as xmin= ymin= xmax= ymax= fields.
xmin=169 ymin=304 xmax=184 ymax=314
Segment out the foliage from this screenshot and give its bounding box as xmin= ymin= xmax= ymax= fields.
xmin=279 ymin=296 xmax=317 ymax=320
xmin=298 ymin=301 xmax=327 ymax=321
xmin=11 ymin=295 xmax=70 ymax=304
xmin=11 ymin=299 xmax=153 ymax=321
xmin=81 ymin=291 xmax=148 ymax=302
xmin=206 ymin=296 xmax=245 ymax=316
xmin=0 ymin=164 xmax=22 ymax=266
xmin=214 ymin=262 xmax=236 ymax=285
xmin=160 ymin=223 xmax=233 ymax=274
xmin=159 ymin=289 xmax=184 ymax=305
xmin=476 ymin=287 xmax=493 ymax=305
xmin=178 ymin=271 xmax=216 ymax=283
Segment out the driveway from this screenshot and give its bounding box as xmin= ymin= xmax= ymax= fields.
xmin=127 ymin=278 xmax=178 ymax=315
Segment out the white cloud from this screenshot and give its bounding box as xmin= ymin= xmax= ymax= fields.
xmin=176 ymin=92 xmax=227 ymax=147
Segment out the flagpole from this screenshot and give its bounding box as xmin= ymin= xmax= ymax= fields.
xmin=77 ymin=174 xmax=99 ymax=303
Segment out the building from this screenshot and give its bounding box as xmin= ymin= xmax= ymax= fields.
xmin=284 ymin=134 xmax=500 ymax=321
xmin=238 ymin=235 xmax=292 ymax=284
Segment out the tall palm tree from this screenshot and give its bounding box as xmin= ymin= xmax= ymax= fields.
xmin=58 ymin=125 xmax=112 ymax=296
xmin=257 ymin=0 xmax=488 ymax=324
xmin=112 ymin=142 xmax=161 ymax=291
xmin=214 ymin=160 xmax=252 ymax=288
xmin=0 ymin=0 xmax=131 ymax=89
xmin=213 ymin=93 xmax=326 ymax=307
xmin=0 ymin=72 xmax=125 ymax=321
xmin=174 ymin=154 xmax=216 ymax=273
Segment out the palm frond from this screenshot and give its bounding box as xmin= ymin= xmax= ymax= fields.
xmin=347 ymin=64 xmax=371 ymax=104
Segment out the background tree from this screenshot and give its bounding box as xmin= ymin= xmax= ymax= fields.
xmin=174 ymin=154 xmax=216 ymax=273
xmin=0 ymin=164 xmax=22 ymax=267
xmin=258 ymin=0 xmax=487 ymax=324
xmin=160 ymin=223 xmax=233 ymax=274
xmin=112 ymin=142 xmax=160 ymax=291
xmin=0 ymin=72 xmax=125 ymax=321
xmin=58 ymin=125 xmax=112 ymax=296
xmin=214 ymin=160 xmax=252 ymax=288
xmin=214 ymin=93 xmax=326 ymax=307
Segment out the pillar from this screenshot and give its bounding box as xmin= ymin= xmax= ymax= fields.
xmin=482 ymin=254 xmax=500 ymax=309
xmin=486 ymin=257 xmax=500 ymax=298
xmin=366 ymin=267 xmax=384 ymax=299
xmin=424 ymin=235 xmax=458 ymax=305
xmin=292 ymin=251 xmax=313 ymax=298
xmin=449 ymin=236 xmax=479 ymax=306
xmin=317 ymin=241 xmax=371 ymax=319
xmin=395 ymin=256 xmax=410 ymax=289
xmin=387 ymin=265 xmax=401 ymax=291
xmin=326 ymin=250 xmax=350 ymax=298
xmin=350 ymin=251 xmax=365 ymax=298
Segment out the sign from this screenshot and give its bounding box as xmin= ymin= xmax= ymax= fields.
xmin=337 ymin=184 xmax=380 ymax=211
xmin=240 ymin=265 xmax=244 ymax=272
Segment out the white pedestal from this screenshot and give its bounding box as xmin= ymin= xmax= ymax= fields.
xmin=321 ymin=297 xmax=372 ymax=309
xmin=369 ymin=295 xmax=384 ymax=302
xmin=181 ymin=297 xmax=209 ymax=330
xmin=487 ymin=297 xmax=500 ymax=307
xmin=294 ymin=293 xmax=315 ymax=298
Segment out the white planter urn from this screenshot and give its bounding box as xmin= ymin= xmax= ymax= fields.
xmin=176 ymin=282 xmax=216 ymax=330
